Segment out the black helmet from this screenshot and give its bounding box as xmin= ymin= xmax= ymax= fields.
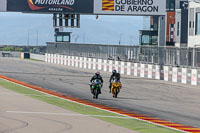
xmin=95 ymin=71 xmax=100 ymax=76
xmin=112 ymin=70 xmax=117 ymax=74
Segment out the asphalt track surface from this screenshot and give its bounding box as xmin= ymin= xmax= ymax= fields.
xmin=0 ymin=58 xmax=200 ymax=128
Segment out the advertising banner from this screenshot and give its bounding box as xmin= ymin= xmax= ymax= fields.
xmin=7 ymin=0 xmax=93 ymax=13
xmin=148 ymin=64 xmax=152 ymax=78
xmin=191 ymin=69 xmax=197 ymax=85
xmin=120 ymin=61 xmax=125 ymax=74
xmin=75 ymin=57 xmax=78 ymax=67
xmin=104 ymin=60 xmax=107 ymax=71
xmin=172 ymin=67 xmax=178 ymax=83
xmin=6 ymin=0 xmax=167 ymax=16
xmin=64 ymin=55 xmax=67 ymax=65
xmin=93 ymin=59 xmax=96 ymax=70
xmin=127 ymin=62 xmax=131 ymax=75
xmin=45 ymin=53 xmax=48 ymax=63
xmin=67 ymin=56 xmax=71 ymax=66
xmin=84 ymin=57 xmax=87 ymax=68
xmin=79 ymin=57 xmax=83 ymax=68
xmin=71 ymin=56 xmax=75 ymax=66
xmin=88 ymin=58 xmax=92 ymax=69
xmin=94 ymin=0 xmax=166 ymax=15
xmin=140 ymin=64 xmax=145 ymax=77
xmin=49 ymin=54 xmax=52 ymax=63
xmin=115 ymin=61 xmax=119 ymax=72
xmin=164 ymin=66 xmax=169 ymax=81
xmin=109 ymin=60 xmax=113 ymax=72
xmin=58 ymin=55 xmax=61 ymax=64
xmin=181 ymin=68 xmax=187 ymax=84
xmin=50 ymin=54 xmax=54 ymax=63
xmin=155 ymin=65 xmax=160 ymax=79
xmin=134 ymin=63 xmax=138 ymax=76
xmin=60 ymin=55 xmax=64 ymax=65
xmin=45 ymin=53 xmax=48 ymax=62
xmin=98 ymin=59 xmax=102 ymax=70
xmin=54 ymin=54 xmax=57 ymax=64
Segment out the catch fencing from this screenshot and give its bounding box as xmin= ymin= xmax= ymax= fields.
xmin=46 ymin=42 xmax=200 ymax=68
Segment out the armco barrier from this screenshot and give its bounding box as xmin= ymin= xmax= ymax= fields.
xmin=45 ymin=53 xmax=200 ymax=86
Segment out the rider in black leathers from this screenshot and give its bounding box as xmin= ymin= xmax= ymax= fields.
xmin=90 ymin=71 xmax=103 ymax=94
xmin=109 ymin=70 xmax=121 ymax=93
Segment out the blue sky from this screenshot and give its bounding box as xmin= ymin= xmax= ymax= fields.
xmin=0 ymin=12 xmax=144 ymax=46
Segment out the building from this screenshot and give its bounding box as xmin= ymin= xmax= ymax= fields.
xmin=140 ymin=0 xmax=188 ymax=46
xmin=175 ymin=1 xmax=189 ymax=47
xmin=187 ymin=1 xmax=200 ymax=47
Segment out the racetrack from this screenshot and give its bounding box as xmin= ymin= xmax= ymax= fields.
xmin=0 ymin=58 xmax=200 ymax=128
xmin=0 ymin=86 xmax=136 ymax=133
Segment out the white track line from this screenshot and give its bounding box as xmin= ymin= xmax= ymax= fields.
xmin=0 ymin=92 xmax=51 ymax=97
xmin=6 ymin=111 xmax=130 ymax=119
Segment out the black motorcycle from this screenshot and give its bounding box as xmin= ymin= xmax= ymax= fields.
xmin=90 ymin=79 xmax=102 ymax=99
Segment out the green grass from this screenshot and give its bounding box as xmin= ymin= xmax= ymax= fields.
xmin=0 ymin=79 xmax=182 ymax=133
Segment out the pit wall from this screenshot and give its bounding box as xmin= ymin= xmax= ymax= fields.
xmin=45 ymin=53 xmax=200 ymax=86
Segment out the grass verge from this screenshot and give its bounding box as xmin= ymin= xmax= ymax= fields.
xmin=0 ymin=79 xmax=182 ymax=133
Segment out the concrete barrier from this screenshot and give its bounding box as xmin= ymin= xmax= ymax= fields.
xmin=164 ymin=66 xmax=169 ymax=81
xmin=0 ymin=51 xmax=21 ymax=58
xmin=45 ymin=54 xmax=200 ymax=86
xmin=30 ymin=53 xmax=45 ymax=61
xmin=134 ymin=63 xmax=138 ymax=77
xmin=127 ymin=62 xmax=131 ymax=75
xmin=109 ymin=60 xmax=113 ymax=72
xmin=172 ymin=67 xmax=178 ymax=83
xmin=181 ymin=68 xmax=187 ymax=84
xmin=103 ymin=60 xmax=107 ymax=72
xmin=155 ymin=65 xmax=160 ymax=80
xmin=191 ymin=69 xmax=198 ymax=86
xmin=79 ymin=57 xmax=83 ymax=68
xmin=98 ymin=59 xmax=102 ymax=71
xmin=120 ymin=62 xmax=125 ymax=74
xmin=148 ymin=65 xmax=153 ymax=79
xmin=140 ymin=64 xmax=145 ymax=78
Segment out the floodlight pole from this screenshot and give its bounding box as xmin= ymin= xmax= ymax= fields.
xmin=158 ymin=15 xmax=166 ymax=80
xmin=158 ymin=15 xmax=166 ymax=47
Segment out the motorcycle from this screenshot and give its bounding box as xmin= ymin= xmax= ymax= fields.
xmin=111 ymin=79 xmax=121 ymax=98
xmin=90 ymin=79 xmax=102 ymax=99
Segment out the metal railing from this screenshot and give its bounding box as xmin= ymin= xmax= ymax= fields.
xmin=46 ymin=42 xmax=200 ymax=68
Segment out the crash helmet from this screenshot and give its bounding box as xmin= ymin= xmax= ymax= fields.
xmin=112 ymin=70 xmax=117 ymax=74
xmin=95 ymin=71 xmax=100 ymax=76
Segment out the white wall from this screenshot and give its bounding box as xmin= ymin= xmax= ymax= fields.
xmin=45 ymin=53 xmax=200 ymax=86
xmin=188 ymin=2 xmax=200 ymax=47
xmin=30 ymin=54 xmax=45 ymax=61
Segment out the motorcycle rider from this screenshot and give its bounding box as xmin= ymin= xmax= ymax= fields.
xmin=109 ymin=70 xmax=121 ymax=93
xmin=90 ymin=71 xmax=103 ymax=94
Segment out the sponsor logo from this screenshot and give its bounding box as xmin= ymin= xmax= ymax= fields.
xmin=102 ymin=0 xmax=114 ymax=11
xmin=102 ymin=0 xmax=159 ymax=13
xmin=28 ymin=0 xmax=74 ymax=11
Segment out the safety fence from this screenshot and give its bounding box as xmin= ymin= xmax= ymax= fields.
xmin=46 ymin=42 xmax=200 ymax=68
xmin=45 ymin=53 xmax=200 ymax=86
